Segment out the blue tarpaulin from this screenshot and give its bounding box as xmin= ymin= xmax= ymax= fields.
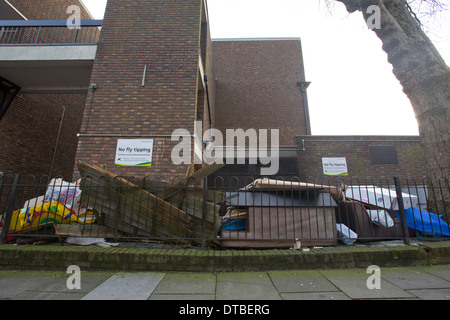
xmin=219 ymin=219 xmax=246 ymax=231
xmin=398 ymin=207 xmax=450 ymax=237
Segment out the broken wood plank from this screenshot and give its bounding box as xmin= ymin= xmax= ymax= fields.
xmin=77 ymin=161 xmax=192 ymax=241
xmin=157 ymin=161 xmax=225 ymax=200
xmin=55 ymin=224 xmax=115 ymax=237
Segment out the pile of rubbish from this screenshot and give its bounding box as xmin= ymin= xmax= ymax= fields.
xmin=3 ymin=165 xmax=449 ymax=248
xmin=337 ymin=185 xmax=450 ymax=244
xmin=6 ymin=178 xmax=94 ymax=234
xmin=3 ymin=161 xmax=225 ymax=247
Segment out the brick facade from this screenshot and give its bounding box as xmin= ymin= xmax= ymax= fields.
xmin=73 ymin=0 xmax=209 ymax=178
xmin=0 ymin=93 xmax=86 ymax=178
xmin=0 ymin=0 xmax=92 ymax=178
xmin=212 ymin=39 xmax=309 ymax=146
xmin=0 ymin=0 xmax=429 ymax=183
xmin=6 ymin=0 xmax=92 ymax=20
xmin=296 ymin=135 xmax=427 ymax=182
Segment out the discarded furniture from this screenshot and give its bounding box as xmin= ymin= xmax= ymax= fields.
xmin=219 ymin=179 xmax=339 ymax=248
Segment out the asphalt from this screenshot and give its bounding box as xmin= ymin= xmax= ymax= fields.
xmin=1 ymin=240 xmax=450 ymax=303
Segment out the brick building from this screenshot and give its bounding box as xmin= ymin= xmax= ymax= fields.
xmin=0 ymin=0 xmax=93 ymax=178
xmin=0 ymin=0 xmax=427 ymax=183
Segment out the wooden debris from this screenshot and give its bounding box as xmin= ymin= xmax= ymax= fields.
xmin=55 ymin=224 xmax=115 ymax=237
xmin=77 ymin=161 xmax=192 ymax=243
xmin=76 ymin=161 xmax=225 ymax=246
xmin=245 ymin=178 xmax=346 ymax=202
xmin=157 ymin=161 xmax=225 ymax=200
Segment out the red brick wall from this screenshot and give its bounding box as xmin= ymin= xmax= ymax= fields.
xmin=198 ymin=6 xmax=216 ymax=142
xmin=74 ymin=0 xmax=204 ymax=178
xmin=213 ymin=39 xmax=309 ymax=146
xmin=6 ymin=0 xmax=92 ymax=20
xmin=296 ymin=135 xmax=427 ymax=182
xmin=0 ymin=93 xmax=86 ymax=178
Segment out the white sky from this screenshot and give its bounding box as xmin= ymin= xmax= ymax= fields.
xmin=82 ymin=0 xmax=450 ymax=136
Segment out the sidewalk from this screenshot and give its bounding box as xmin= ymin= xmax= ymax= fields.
xmin=1 ymin=264 xmax=450 ymax=300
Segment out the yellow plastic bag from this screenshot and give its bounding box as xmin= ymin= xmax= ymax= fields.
xmin=8 ymin=201 xmax=95 ymax=234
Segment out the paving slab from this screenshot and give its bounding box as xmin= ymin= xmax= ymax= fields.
xmin=280 ymin=292 xmax=351 ymax=300
xmin=407 ymin=288 xmax=450 ymax=300
xmin=151 ymin=273 xmax=216 ymax=295
xmin=81 ymin=272 xmax=165 ymax=300
xmin=268 ymin=270 xmax=339 ymax=293
xmin=149 ymin=293 xmax=216 ymax=300
xmin=420 ymin=265 xmax=450 ymax=282
xmin=12 ymin=290 xmax=86 ymax=300
xmin=216 ymin=272 xmax=282 ymax=300
xmin=319 ymin=269 xmax=415 ymax=299
xmin=381 ymin=267 xmax=450 ymax=290
xmin=0 ymin=271 xmax=62 ymax=299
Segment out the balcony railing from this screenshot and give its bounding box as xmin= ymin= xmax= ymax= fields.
xmin=0 ymin=20 xmax=102 ymax=46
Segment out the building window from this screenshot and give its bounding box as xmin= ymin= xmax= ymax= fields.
xmin=369 ymin=145 xmax=398 ymax=164
xmin=258 ymin=157 xmax=298 ymax=176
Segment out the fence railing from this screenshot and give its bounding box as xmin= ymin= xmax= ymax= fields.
xmin=1 ymin=174 xmax=449 ymax=249
xmin=0 ymin=20 xmax=102 ymax=46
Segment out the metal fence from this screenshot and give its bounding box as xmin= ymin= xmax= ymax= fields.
xmin=1 ymin=173 xmax=449 ymax=249
xmin=0 ymin=20 xmax=102 ymax=45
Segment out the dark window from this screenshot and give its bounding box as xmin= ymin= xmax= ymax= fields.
xmin=258 ymin=157 xmax=298 ymax=176
xmin=369 ymin=145 xmax=398 ymax=164
xmin=207 ymin=157 xmax=299 ymax=189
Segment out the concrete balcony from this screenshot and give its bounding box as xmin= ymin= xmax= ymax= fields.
xmin=0 ymin=20 xmax=101 ymax=93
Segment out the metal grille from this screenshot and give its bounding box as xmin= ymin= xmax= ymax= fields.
xmin=1 ymin=173 xmax=449 ymax=249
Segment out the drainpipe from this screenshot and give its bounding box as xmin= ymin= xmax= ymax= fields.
xmin=49 ymin=105 xmax=66 ymax=179
xmin=204 ymin=75 xmax=213 ymax=131
xmin=203 ymin=75 xmax=213 ymax=147
xmin=297 ymin=81 xmax=311 ymax=136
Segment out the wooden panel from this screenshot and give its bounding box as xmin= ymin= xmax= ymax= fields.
xmin=220 ymin=206 xmax=337 ymax=248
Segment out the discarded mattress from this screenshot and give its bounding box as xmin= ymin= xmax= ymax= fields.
xmin=336 ymin=201 xmax=413 ymax=242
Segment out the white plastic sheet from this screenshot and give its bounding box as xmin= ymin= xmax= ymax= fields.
xmin=336 ymin=223 xmax=357 ymax=245
xmin=367 ymin=209 xmax=394 ymax=228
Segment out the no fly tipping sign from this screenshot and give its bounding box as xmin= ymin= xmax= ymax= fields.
xmin=114 ymin=139 xmax=154 ymax=167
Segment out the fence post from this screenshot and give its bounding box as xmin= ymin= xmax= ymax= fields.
xmin=394 ymin=177 xmax=410 ymax=245
xmin=0 ymin=174 xmax=20 ymax=244
xmin=201 ymin=176 xmax=208 ymax=250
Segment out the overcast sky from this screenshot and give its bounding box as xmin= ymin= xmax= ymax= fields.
xmin=82 ymin=0 xmax=450 ymax=136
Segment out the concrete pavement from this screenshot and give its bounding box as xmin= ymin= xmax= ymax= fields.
xmin=1 ymin=264 xmax=450 ymax=301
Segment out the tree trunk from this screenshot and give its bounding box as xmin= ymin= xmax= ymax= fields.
xmin=336 ymin=0 xmax=450 ymax=214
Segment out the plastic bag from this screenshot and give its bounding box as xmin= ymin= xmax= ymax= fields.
xmin=336 ymin=223 xmax=357 ymax=245
xmin=367 ymin=209 xmax=394 ymax=228
xmin=44 ymin=178 xmax=86 ymax=214
xmin=8 ymin=202 xmax=95 ymax=234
